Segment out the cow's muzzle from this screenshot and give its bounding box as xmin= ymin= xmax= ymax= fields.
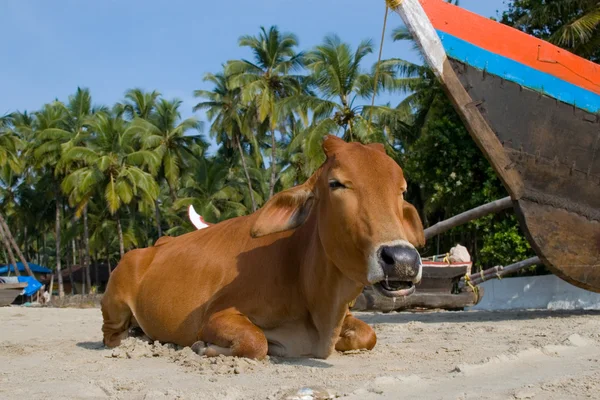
xmin=372 ymin=244 xmax=422 ymax=298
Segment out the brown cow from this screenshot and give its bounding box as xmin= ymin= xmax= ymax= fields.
xmin=101 ymin=135 xmax=425 ymax=359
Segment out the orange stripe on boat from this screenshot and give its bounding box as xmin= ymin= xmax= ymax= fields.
xmin=420 ymin=0 xmax=600 ymax=96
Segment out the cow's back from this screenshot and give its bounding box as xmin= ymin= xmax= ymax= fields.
xmin=105 ymin=246 xmax=158 ymax=306
xmin=131 ymin=216 xmax=263 ymax=345
xmin=108 ymin=213 xmax=308 ymax=347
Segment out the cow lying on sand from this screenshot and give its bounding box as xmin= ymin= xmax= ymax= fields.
xmin=101 ymin=135 xmax=425 ymax=359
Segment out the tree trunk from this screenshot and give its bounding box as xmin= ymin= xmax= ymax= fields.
xmin=55 ymin=198 xmax=65 ymax=298
xmin=269 ymin=129 xmax=277 ymax=199
xmin=347 ymin=119 xmax=355 ymax=142
xmin=106 ymin=242 xmax=112 ymax=275
xmin=116 ymin=216 xmax=125 ymax=259
xmin=94 ymin=250 xmax=100 ymax=287
xmin=78 ymin=238 xmax=85 ymax=295
xmin=43 ymin=233 xmax=48 ymax=268
xmin=72 ymin=239 xmax=77 ymax=266
xmin=83 ymin=205 xmax=92 ymax=294
xmin=167 ymin=181 xmax=177 ymax=204
xmin=0 ymin=213 xmax=34 ymax=277
xmin=236 ymin=136 xmax=257 ymax=212
xmin=47 ymin=274 xmax=54 ymax=303
xmin=0 ymin=221 xmax=20 ymax=277
xmin=23 ymin=226 xmax=28 ymax=261
xmin=154 ymin=199 xmax=162 ymax=238
xmin=66 ymin=248 xmax=75 ymax=295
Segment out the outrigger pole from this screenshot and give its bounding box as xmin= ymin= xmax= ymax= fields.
xmin=424 ymin=197 xmax=512 ymax=240
xmin=460 ymin=256 xmax=541 ymax=289
xmin=422 ymin=196 xmax=541 ymax=287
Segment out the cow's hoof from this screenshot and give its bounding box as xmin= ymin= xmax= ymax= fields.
xmin=191 ymin=341 xmax=208 ymax=355
xmin=191 ymin=341 xmax=233 ymax=357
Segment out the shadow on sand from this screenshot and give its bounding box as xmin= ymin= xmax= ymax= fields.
xmin=270 ymin=357 xmax=333 ymax=369
xmin=356 ymin=309 xmax=600 ymax=325
xmin=76 ymin=341 xmax=105 ymax=350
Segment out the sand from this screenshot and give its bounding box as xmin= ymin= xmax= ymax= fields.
xmin=1 ymin=306 xmax=599 ymax=400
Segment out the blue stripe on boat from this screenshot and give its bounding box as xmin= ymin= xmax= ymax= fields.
xmin=435 ymin=29 xmax=600 ymax=114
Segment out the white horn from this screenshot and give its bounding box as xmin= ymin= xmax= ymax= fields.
xmin=188 ymin=205 xmax=209 ymax=230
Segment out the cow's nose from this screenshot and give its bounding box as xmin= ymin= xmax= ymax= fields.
xmin=378 ymin=245 xmax=422 ymax=282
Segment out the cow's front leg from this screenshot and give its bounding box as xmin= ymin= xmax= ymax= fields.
xmin=192 ymin=308 xmax=268 ymax=360
xmin=335 ymin=310 xmax=377 ymax=352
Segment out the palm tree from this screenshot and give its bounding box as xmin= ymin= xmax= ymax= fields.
xmin=27 ymin=102 xmax=73 ymax=297
xmin=388 ymin=26 xmax=443 ymax=138
xmin=61 ymin=111 xmax=160 ymax=258
xmin=176 ymin=157 xmax=248 ymax=225
xmin=502 ymin=0 xmax=600 ymax=62
xmin=30 ymin=88 xmax=109 ymax=296
xmin=194 ymin=70 xmax=259 ymax=211
xmin=128 ymin=98 xmax=206 ymax=203
xmin=278 ymin=118 xmax=313 ymax=189
xmin=227 ymin=26 xmax=304 ymax=198
xmin=0 ymin=114 xmax=24 ymax=175
xmin=115 ymin=88 xmax=165 ymax=236
xmin=117 ymin=88 xmax=161 ymax=120
xmin=282 ymin=35 xmax=401 ymax=172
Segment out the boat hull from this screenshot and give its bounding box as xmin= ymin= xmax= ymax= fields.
xmin=394 ymin=0 xmax=600 ymax=292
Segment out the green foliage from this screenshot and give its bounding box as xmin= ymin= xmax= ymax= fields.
xmin=389 ymin=22 xmax=537 ymax=271
xmin=478 ymin=215 xmax=533 ymax=267
xmin=500 ymin=0 xmax=600 ymax=62
xmin=0 ymin=20 xmax=550 ymax=281
xmin=400 ymin=96 xmax=535 ymax=268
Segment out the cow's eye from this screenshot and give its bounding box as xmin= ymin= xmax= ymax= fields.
xmin=329 ymin=180 xmax=346 ymax=190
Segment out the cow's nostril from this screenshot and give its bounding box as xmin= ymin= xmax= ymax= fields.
xmin=380 ymin=246 xmax=396 ymax=266
xmin=377 ymin=244 xmax=421 ymax=276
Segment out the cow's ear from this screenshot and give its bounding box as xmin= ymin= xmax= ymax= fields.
xmin=402 ymin=201 xmax=425 ymax=248
xmin=250 ymin=185 xmax=315 ymax=238
xmin=322 ymin=134 xmax=346 ymax=157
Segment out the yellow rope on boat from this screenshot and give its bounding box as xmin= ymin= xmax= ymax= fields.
xmin=443 ymin=253 xmax=450 ymax=264
xmin=386 ymin=0 xmax=404 ymax=8
xmin=348 ymin=298 xmax=357 ymax=308
xmin=463 ymin=273 xmax=479 ymax=302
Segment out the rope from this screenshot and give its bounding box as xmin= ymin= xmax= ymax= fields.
xmin=386 ymin=0 xmax=404 ymax=7
xmin=442 ymin=253 xmax=450 ymax=264
xmin=463 ymin=273 xmax=480 ymax=302
xmin=348 ymin=298 xmax=357 ymax=308
xmin=367 ymin=3 xmax=390 ymax=131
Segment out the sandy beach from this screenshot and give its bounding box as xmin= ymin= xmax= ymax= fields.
xmin=1 ymin=306 xmax=599 ymax=399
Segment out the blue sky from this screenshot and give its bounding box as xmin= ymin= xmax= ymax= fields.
xmin=1 ymin=0 xmax=508 ymax=147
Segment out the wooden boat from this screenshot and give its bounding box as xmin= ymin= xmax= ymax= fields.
xmin=0 ymin=283 xmax=27 ymax=306
xmin=392 ymin=0 xmax=600 ymax=292
xmin=352 ymin=260 xmax=483 ymax=312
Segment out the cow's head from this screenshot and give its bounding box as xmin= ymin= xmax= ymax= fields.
xmin=251 ymin=135 xmax=425 ymax=297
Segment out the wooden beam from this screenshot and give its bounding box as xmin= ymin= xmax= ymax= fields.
xmin=0 ymin=222 xmax=20 ymax=277
xmin=460 ymin=256 xmax=541 ymax=288
xmin=424 ymin=197 xmax=513 ymax=240
xmin=352 ymin=288 xmax=484 ymax=312
xmin=0 ymin=213 xmax=35 ymax=278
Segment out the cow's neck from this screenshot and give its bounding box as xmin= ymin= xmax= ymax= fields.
xmin=296 ymin=215 xmax=363 ymax=357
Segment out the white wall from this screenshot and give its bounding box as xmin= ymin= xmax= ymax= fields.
xmin=468 ymin=274 xmax=600 ymax=311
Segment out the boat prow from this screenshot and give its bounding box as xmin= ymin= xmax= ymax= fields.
xmin=392 ymin=0 xmax=600 ymax=292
